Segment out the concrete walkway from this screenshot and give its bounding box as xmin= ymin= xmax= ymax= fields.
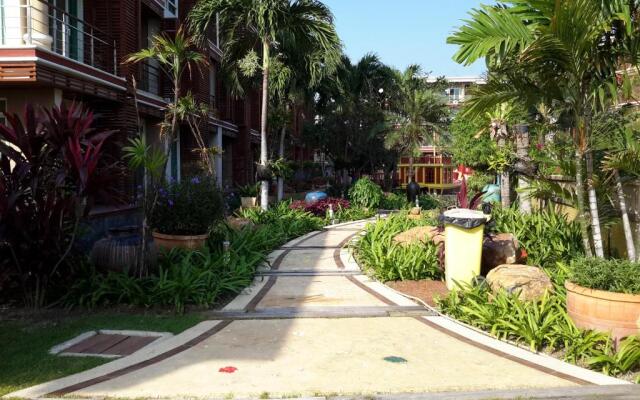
xmin=7 ymin=220 xmax=633 ymax=399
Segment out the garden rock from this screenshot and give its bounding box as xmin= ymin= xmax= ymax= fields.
xmin=486 ymin=264 xmax=553 ymax=302
xmin=393 ymin=226 xmax=441 ymax=246
xmin=226 ymin=217 xmax=255 ymax=231
xmin=481 ymin=233 xmax=519 ymax=275
xmin=407 ymin=207 xmax=422 ymax=220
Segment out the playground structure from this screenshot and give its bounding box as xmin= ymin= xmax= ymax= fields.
xmin=396 ymin=146 xmax=462 ymax=193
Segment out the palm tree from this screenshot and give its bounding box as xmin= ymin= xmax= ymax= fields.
xmin=448 ymin=0 xmax=630 ymax=257
xmin=189 ymin=0 xmax=341 ymax=210
xmin=603 ymin=127 xmax=640 ymax=261
xmin=126 ymin=29 xmax=207 ymax=169
xmin=384 ymin=65 xmax=449 ymax=183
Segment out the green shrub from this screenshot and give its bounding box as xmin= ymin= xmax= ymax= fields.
xmin=332 ymin=206 xmax=376 ymax=223
xmin=348 ymin=177 xmax=383 ymax=209
xmin=437 ymin=283 xmax=609 ymax=356
xmin=66 ymin=202 xmax=324 ymax=312
xmin=569 ymin=257 xmax=640 ymax=294
xmin=150 ymin=177 xmax=223 ymax=235
xmin=491 ymin=207 xmax=583 ymax=268
xmin=354 ymin=213 xmax=442 ymax=281
xmin=418 ymin=194 xmax=442 ymax=210
xmin=380 ymin=192 xmax=408 ymax=210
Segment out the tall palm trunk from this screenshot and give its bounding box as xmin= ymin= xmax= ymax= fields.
xmin=277 ymin=125 xmax=286 ymax=202
xmin=575 ymin=149 xmax=593 ymax=257
xmin=515 ymin=125 xmax=531 ymax=214
xmin=259 ymin=41 xmax=270 ymax=211
xmin=614 ymin=170 xmax=636 ymax=261
xmin=585 ymin=151 xmax=604 ymax=258
xmin=498 ymin=130 xmax=511 ymax=208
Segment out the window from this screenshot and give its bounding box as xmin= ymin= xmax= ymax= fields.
xmin=446 ymin=87 xmax=462 ymax=103
xmin=0 ymin=99 xmax=6 ymax=126
xmin=165 ymin=0 xmax=178 ymax=18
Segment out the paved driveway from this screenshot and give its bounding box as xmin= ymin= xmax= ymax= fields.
xmin=7 ymin=220 xmax=629 ymax=399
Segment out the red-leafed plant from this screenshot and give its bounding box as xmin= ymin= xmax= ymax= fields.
xmin=457 ymin=175 xmax=485 ymax=210
xmin=0 ymin=103 xmax=118 ymax=307
xmin=290 ymin=197 xmax=350 ymax=216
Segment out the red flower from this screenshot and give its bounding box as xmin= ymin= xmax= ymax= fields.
xmin=520 ymin=247 xmax=528 ymax=260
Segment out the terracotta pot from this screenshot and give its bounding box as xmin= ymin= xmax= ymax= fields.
xmin=152 ymin=231 xmax=209 ymax=251
xmin=241 ymin=196 xmax=257 ymax=208
xmin=565 ymin=281 xmax=640 ymax=340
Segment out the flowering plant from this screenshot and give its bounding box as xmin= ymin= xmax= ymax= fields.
xmin=290 ymin=197 xmax=350 ymax=216
xmin=149 ymin=176 xmax=223 ymax=235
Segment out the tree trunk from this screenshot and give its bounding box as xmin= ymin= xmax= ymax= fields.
xmin=586 ymin=151 xmax=604 ymax=258
xmin=259 ymin=41 xmax=270 ymax=211
xmin=498 ymin=133 xmax=511 ymax=208
xmin=575 ymin=150 xmax=593 ymax=257
xmin=277 ymin=125 xmax=286 ymax=202
xmin=515 ymin=125 xmax=532 ymax=214
xmin=614 ymin=170 xmax=636 ymax=261
xmin=409 ymin=155 xmax=415 ymax=183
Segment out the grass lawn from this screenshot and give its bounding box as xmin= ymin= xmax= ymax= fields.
xmin=0 ymin=310 xmax=203 ymax=397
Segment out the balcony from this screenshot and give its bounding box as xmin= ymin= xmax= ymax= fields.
xmin=0 ymin=0 xmax=117 ymax=75
xmin=139 ymin=61 xmax=162 ymax=96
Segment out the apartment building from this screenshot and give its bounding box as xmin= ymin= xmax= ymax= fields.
xmin=0 ymin=0 xmax=316 ymax=210
xmin=427 ymin=75 xmax=486 ymax=110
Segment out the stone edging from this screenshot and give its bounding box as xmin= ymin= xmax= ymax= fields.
xmin=339 ymin=224 xmax=630 ymax=387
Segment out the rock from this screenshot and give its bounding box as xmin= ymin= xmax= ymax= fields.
xmin=393 ymin=226 xmax=441 ymax=246
xmin=226 ymin=217 xmax=255 ymax=231
xmin=486 ymin=264 xmax=553 ymax=302
xmin=409 ymin=207 xmax=422 ymax=215
xmin=481 ymin=233 xmax=519 ymax=275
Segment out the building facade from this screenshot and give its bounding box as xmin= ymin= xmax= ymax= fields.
xmin=0 ymin=0 xmax=307 ymax=203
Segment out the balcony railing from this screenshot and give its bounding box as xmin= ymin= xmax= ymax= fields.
xmin=139 ymin=61 xmax=162 ymax=95
xmin=0 ymin=0 xmax=117 ymax=74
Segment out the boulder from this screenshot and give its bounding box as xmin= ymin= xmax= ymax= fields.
xmin=226 ymin=217 xmax=255 ymax=231
xmin=486 ymin=264 xmax=553 ymax=302
xmin=409 ymin=207 xmax=422 ymax=215
xmin=481 ymin=233 xmax=519 ymax=275
xmin=393 ymin=226 xmax=441 ymax=246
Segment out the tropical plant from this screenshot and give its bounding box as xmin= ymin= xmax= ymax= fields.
xmin=237 ymin=182 xmax=260 ymax=198
xmin=290 ymin=197 xmax=350 ymax=217
xmin=587 ymin=335 xmax=640 ymax=376
xmin=150 ymin=176 xmax=224 ymax=236
xmin=126 ymin=28 xmax=207 ymax=169
xmin=491 ymin=207 xmax=583 ymax=268
xmin=601 ymin=125 xmax=640 ymax=261
xmin=448 ymin=0 xmax=636 ymax=257
xmin=348 ymin=177 xmax=384 ymax=209
xmin=384 ymin=65 xmax=449 ymax=182
xmin=304 ymin=54 xmax=397 ymax=180
xmin=0 ymin=104 xmax=117 ymax=307
xmin=189 ymin=0 xmax=342 ymax=210
xmin=354 ymin=213 xmax=442 ymax=281
xmin=66 ymin=201 xmax=325 ymax=312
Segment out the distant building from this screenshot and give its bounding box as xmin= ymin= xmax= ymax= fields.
xmin=427 ymin=76 xmax=486 ymax=109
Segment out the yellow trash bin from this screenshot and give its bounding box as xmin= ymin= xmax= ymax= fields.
xmin=443 ymin=209 xmax=487 ymax=290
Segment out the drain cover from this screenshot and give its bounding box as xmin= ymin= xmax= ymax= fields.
xmin=50 ymin=330 xmax=170 ymax=358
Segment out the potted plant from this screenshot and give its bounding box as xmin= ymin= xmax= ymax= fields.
xmin=565 ymin=257 xmax=640 ymax=341
xmin=238 ymin=183 xmax=260 ymax=208
xmin=150 ymin=176 xmax=223 ymax=250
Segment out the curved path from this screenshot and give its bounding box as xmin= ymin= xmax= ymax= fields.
xmin=8 ymin=220 xmax=630 ymax=399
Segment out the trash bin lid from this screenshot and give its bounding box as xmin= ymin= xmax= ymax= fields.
xmin=442 ymin=208 xmax=487 ymax=229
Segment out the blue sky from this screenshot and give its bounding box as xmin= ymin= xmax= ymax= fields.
xmin=322 ymin=0 xmax=489 ymax=77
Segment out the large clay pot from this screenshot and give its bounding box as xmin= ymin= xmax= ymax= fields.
xmin=565 ymin=281 xmax=640 ymax=340
xmin=240 ymin=197 xmax=257 ymax=208
xmin=152 ymin=231 xmax=209 ymax=251
xmin=406 ymin=181 xmax=420 ymax=204
xmin=91 ymin=226 xmax=156 ymax=275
